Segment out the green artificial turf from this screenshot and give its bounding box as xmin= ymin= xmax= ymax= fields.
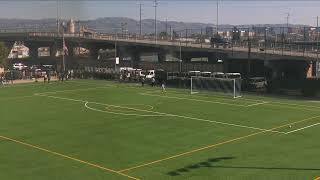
xmin=0 ymin=80 xmax=319 ymax=180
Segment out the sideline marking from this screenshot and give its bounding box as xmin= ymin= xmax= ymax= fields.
xmin=106 ymin=104 xmax=154 ymax=111
xmin=0 ymin=95 xmax=34 ymax=101
xmin=139 ymin=93 xmax=248 ymax=107
xmin=264 ymin=103 xmax=320 ymax=112
xmin=270 ymin=101 xmax=320 ymax=110
xmin=247 ymin=101 xmax=269 ymax=107
xmin=36 ymin=86 xmax=110 ymax=95
xmin=285 ymin=122 xmax=320 ymax=134
xmin=119 ymin=115 xmax=320 ymax=172
xmin=85 ymin=102 xmax=165 ymax=117
xmin=36 ymin=94 xmax=284 ymax=134
xmin=0 ymin=135 xmax=140 ymax=180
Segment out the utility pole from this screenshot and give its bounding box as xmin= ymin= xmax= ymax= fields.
xmin=62 ymin=22 xmax=66 ymax=72
xmin=56 ymin=0 xmax=60 ymax=35
xmin=139 ymin=2 xmax=142 ymax=38
xmin=201 ymin=28 xmax=203 ymax=48
xmin=165 ymin=18 xmax=168 ymax=36
xmin=317 ymin=16 xmax=319 ymax=77
xmin=285 ymin=12 xmax=290 ymax=30
xmin=179 ymin=31 xmax=182 ymax=72
xmin=216 ymin=0 xmax=219 ymax=35
xmin=154 ymin=0 xmax=158 ymax=44
xmin=115 ymin=32 xmax=117 ymax=70
xmin=169 ymin=25 xmax=172 ymax=40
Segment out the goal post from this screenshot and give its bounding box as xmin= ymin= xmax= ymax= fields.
xmin=190 ymin=76 xmax=242 ymax=98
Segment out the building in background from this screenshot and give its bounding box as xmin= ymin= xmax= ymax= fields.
xmin=67 ymin=19 xmax=75 ymax=33
xmin=8 ymin=42 xmax=29 ymax=59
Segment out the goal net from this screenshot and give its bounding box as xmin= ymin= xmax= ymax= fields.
xmin=191 ymin=76 xmax=242 ymax=98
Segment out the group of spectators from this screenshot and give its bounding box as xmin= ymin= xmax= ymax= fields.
xmin=57 ymin=70 xmax=74 ymax=82
xmin=0 ymin=72 xmax=13 ymax=85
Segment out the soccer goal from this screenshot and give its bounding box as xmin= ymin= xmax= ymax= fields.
xmin=191 ymin=76 xmax=242 ymax=98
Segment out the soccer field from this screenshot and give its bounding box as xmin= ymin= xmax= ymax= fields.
xmin=0 ymin=80 xmax=319 ymax=180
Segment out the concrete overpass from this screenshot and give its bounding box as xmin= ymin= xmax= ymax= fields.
xmin=0 ymin=31 xmax=319 ymax=60
xmin=0 ymin=31 xmax=318 ymax=78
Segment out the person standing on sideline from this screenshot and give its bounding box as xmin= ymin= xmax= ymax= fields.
xmin=141 ymin=76 xmax=145 ymax=87
xmin=151 ymin=77 xmax=155 ymax=87
xmin=44 ymin=73 xmax=47 ymax=83
xmin=161 ymin=81 xmax=166 ymax=94
xmin=46 ymin=70 xmax=51 ymax=83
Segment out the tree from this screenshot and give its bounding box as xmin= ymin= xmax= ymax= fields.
xmin=0 ymin=42 xmax=9 ymax=68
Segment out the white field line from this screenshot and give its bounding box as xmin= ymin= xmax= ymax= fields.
xmin=35 ymin=94 xmax=285 ymax=134
xmin=68 ymin=80 xmax=117 ymax=87
xmin=247 ymin=101 xmax=269 ymax=107
xmin=140 ymin=92 xmax=268 ymax=108
xmin=85 ymin=102 xmax=165 ymax=117
xmin=117 ymin=83 xmax=320 ymax=111
xmin=285 ymin=122 xmax=320 ymax=134
xmin=64 ymin=81 xmax=320 ymax=111
xmin=0 ymin=95 xmax=35 ymax=101
xmin=264 ymin=103 xmax=320 ymax=112
xmin=139 ymin=93 xmax=249 ymax=107
xmin=35 ymin=86 xmax=111 ymax=95
xmin=270 ymin=101 xmax=320 ymax=110
xmin=53 ymin=80 xmax=320 ymax=110
xmin=141 ymin=92 xmax=320 ymax=112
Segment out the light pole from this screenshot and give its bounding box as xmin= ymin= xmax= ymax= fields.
xmin=62 ymin=22 xmax=66 ymax=72
xmin=179 ymin=31 xmax=182 ymax=72
xmin=115 ymin=31 xmax=118 ymax=70
xmin=154 ymin=0 xmax=158 ymax=44
xmin=317 ymin=16 xmax=319 ymax=77
xmin=139 ymin=2 xmax=142 ymax=38
xmin=56 ymin=0 xmax=60 ymax=35
xmin=216 ymin=0 xmax=219 ymax=35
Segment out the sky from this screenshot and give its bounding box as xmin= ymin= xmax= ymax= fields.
xmin=0 ymin=0 xmax=320 ymax=26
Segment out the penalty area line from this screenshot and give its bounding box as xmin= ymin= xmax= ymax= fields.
xmin=0 ymin=135 xmax=140 ymax=180
xmin=139 ymin=93 xmax=248 ymax=107
xmin=285 ymin=122 xmax=320 ymax=134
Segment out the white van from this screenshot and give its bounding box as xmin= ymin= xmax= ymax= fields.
xmin=225 ymin=73 xmax=241 ymax=79
xmin=211 ymin=72 xmax=225 ymax=78
xmin=188 ymin=71 xmax=201 ymax=77
xmin=200 ymin=71 xmax=211 ymax=77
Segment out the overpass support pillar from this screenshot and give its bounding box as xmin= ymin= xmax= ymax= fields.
xmin=50 ymin=45 xmax=57 ymax=57
xmin=89 ymin=47 xmax=99 ymax=60
xmin=223 ymin=59 xmax=229 ymax=73
xmin=131 ymin=51 xmax=141 ymax=68
xmin=28 ymin=46 xmax=39 ymax=59
xmin=66 ymin=45 xmax=75 ymax=57
xmin=158 ymin=51 xmax=167 ymax=63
